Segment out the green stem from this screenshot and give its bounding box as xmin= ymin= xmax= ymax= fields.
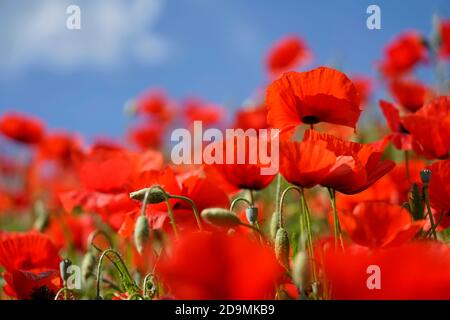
xmin=54 ymin=287 xmax=72 ymax=300
xmin=141 ymin=188 xmax=150 ymax=216
xmin=275 ymin=174 xmax=282 ymax=213
xmin=164 ymin=196 xmax=179 ymax=238
xmin=88 ymin=229 xmax=113 ymax=253
xmin=328 ymin=188 xmax=344 ymax=250
xmin=96 ymin=249 xmax=136 ymax=298
xmin=239 ymin=222 xmax=266 ymax=239
xmin=230 ymin=197 xmax=252 ymax=212
xmin=279 ymin=185 xmax=302 ymax=229
xmin=248 ymin=189 xmax=255 ymax=206
xmin=169 ymin=194 xmax=203 ymax=231
xmin=423 ymin=186 xmax=437 ymax=240
xmin=405 ymin=150 xmax=410 ymax=183
xmin=299 ymin=189 xmax=317 ymax=284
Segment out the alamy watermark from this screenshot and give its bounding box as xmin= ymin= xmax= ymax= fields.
xmin=366 ymin=5 xmax=381 ymax=30
xmin=66 ymin=5 xmax=81 ymax=30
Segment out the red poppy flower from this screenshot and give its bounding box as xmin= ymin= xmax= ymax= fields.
xmin=183 ymin=98 xmax=224 ymax=127
xmin=388 ymin=79 xmax=430 ymax=113
xmin=352 ymin=75 xmax=373 ymax=108
xmin=234 ymin=105 xmax=268 ymax=131
xmin=127 ymin=122 xmax=163 ymax=150
xmin=439 ymin=19 xmax=450 ymax=59
xmin=0 ymin=232 xmax=61 ymax=299
xmin=339 ymin=201 xmax=424 ymax=248
xmin=279 ymin=138 xmax=336 ymax=188
xmin=132 ymin=89 xmax=174 ymax=122
xmin=427 ymin=159 xmax=450 ymax=212
xmin=379 ymin=100 xmax=412 ymax=150
xmin=37 ymin=132 xmax=82 ymax=163
xmin=304 ymin=130 xmax=395 ymax=195
xmin=45 ymin=214 xmax=96 ymax=252
xmin=59 ymin=150 xmax=164 ymax=231
xmin=266 ymin=67 xmax=361 ymax=136
xmin=204 ymin=134 xmax=276 ymax=192
xmin=319 ymin=241 xmax=450 ymax=299
xmin=174 ymin=174 xmax=230 ymax=228
xmin=337 ymin=159 xmax=425 ymax=212
xmin=401 ymin=96 xmax=450 ymax=159
xmin=379 ymin=31 xmax=427 ymax=77
xmin=156 ymin=231 xmax=283 ymax=299
xmin=0 ymin=112 xmax=45 ymax=144
xmin=266 ymin=35 xmax=311 ymax=78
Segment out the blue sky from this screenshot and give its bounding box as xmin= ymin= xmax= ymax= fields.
xmin=0 ymin=0 xmax=449 ymax=141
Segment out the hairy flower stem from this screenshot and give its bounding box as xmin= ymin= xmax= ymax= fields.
xmin=275 ymin=174 xmax=282 ymax=213
xmin=141 ymin=189 xmax=150 ymax=217
xmin=169 ymin=194 xmax=203 ymax=231
xmin=96 ymin=249 xmax=137 ymax=298
xmin=423 ymin=186 xmax=437 ymax=240
xmin=164 ymin=197 xmax=179 ymax=239
xmin=328 ymin=188 xmax=344 ymax=250
xmin=279 ymin=185 xmax=302 ymax=229
xmin=248 ymin=189 xmax=255 ymax=206
xmin=230 ymin=197 xmax=252 ymax=212
xmin=299 ymin=189 xmax=317 ymax=282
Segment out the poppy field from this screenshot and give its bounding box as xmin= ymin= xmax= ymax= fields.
xmin=1 ymin=7 xmax=450 ymax=301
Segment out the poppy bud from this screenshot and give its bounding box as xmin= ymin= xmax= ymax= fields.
xmin=275 ymin=228 xmax=290 ymax=269
xmin=134 ymin=215 xmax=150 ymax=255
xmin=201 ymin=208 xmax=242 ymax=228
xmin=245 ymin=207 xmax=258 ymax=224
xmin=81 ymin=251 xmax=97 ymax=282
xmin=130 ymin=186 xmax=167 ymax=204
xmin=420 ymin=169 xmax=432 ymax=186
xmin=60 ymin=259 xmax=72 ymax=282
xmin=292 ymin=251 xmax=309 ymax=288
xmin=270 ymin=212 xmax=280 ymax=240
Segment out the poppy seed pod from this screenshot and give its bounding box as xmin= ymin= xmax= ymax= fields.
xmin=275 ymin=228 xmax=290 ymax=269
xmin=134 ymin=215 xmax=150 ymax=255
xmin=129 ymin=186 xmax=167 ymax=204
xmin=420 ymin=169 xmax=432 ymax=186
xmin=60 ymin=259 xmax=72 ymax=282
xmin=245 ymin=207 xmax=258 ymax=224
xmin=81 ymin=251 xmax=97 ymax=282
xmin=201 ymin=208 xmax=242 ymax=228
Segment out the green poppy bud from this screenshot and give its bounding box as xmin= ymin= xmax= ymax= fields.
xmin=245 ymin=207 xmax=258 ymax=224
xmin=81 ymin=251 xmax=97 ymax=282
xmin=134 ymin=215 xmax=150 ymax=255
xmin=130 ymin=186 xmax=167 ymax=204
xmin=292 ymin=251 xmax=309 ymax=288
xmin=275 ymin=228 xmax=290 ymax=269
xmin=420 ymin=169 xmax=432 ymax=186
xmin=201 ymin=208 xmax=242 ymax=228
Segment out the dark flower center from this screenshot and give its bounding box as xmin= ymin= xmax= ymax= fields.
xmin=399 ymin=124 xmax=410 ymax=134
xmin=302 ymin=115 xmax=320 ymax=125
xmin=30 ymin=286 xmax=55 ymax=300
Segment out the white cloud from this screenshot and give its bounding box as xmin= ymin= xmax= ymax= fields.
xmin=0 ymin=0 xmax=170 ymax=73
